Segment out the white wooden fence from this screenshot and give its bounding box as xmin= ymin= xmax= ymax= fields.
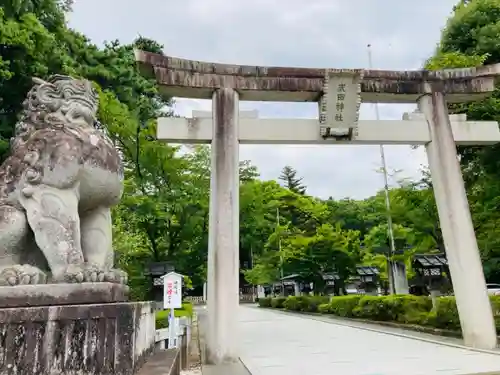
xmin=155 ymin=316 xmax=191 ymax=350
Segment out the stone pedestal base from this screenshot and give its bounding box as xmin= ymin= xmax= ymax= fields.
xmin=0 ymin=282 xmax=129 ymax=308
xmin=0 ymin=301 xmax=155 ymax=375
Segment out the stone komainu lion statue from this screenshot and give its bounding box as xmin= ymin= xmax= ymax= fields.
xmin=0 ymin=75 xmax=127 ymax=286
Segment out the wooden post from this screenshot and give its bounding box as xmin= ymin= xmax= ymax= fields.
xmin=180 ymin=327 xmax=188 ymax=370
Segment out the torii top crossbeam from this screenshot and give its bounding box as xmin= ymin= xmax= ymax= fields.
xmin=135 ymin=50 xmax=500 ymax=104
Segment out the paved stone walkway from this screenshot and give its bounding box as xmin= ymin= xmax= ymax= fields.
xmin=238 ymin=306 xmax=500 ymax=375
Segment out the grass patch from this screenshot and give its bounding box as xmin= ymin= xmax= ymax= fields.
xmin=155 ymin=302 xmax=194 ymax=329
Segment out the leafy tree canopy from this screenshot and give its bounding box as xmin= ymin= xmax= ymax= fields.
xmin=4 ymin=0 xmax=500 ymax=300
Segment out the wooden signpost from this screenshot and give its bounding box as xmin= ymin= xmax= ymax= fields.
xmin=162 ymin=271 xmax=183 ymax=349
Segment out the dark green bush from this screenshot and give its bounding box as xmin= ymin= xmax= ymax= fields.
xmin=305 ymin=296 xmax=330 ymax=312
xmin=380 ymin=295 xmax=432 ymax=323
xmin=329 ymin=295 xmax=362 ymax=317
xmin=490 ymin=296 xmax=500 ymax=330
xmin=351 ymin=295 xmax=432 ymax=323
xmin=352 ymin=296 xmax=392 ymax=321
xmin=427 ymin=296 xmax=460 ymax=330
xmin=283 ymin=296 xmax=301 ymax=311
xmin=258 ymin=297 xmax=272 ymax=307
xmin=281 ymin=296 xmax=329 ymax=312
xmin=271 ymin=297 xmax=287 ymax=308
xmin=318 ymin=303 xmax=330 ymax=314
xmin=423 ymin=296 xmax=500 ymax=331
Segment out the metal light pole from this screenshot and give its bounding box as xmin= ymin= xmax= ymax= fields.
xmin=250 ymin=244 xmax=256 ymax=301
xmin=367 ymin=44 xmax=397 ymax=295
xmin=277 ymin=207 xmax=285 ymax=295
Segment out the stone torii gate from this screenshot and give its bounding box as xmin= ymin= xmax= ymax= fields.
xmin=135 ymin=50 xmax=500 ymax=360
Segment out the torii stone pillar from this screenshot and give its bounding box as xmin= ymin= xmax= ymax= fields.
xmin=195 ymin=106 xmax=258 ymax=364
xmin=135 ymin=49 xmax=500 ymax=353
xmin=419 ymin=90 xmax=497 ymax=349
xmin=206 ymin=88 xmax=240 ymax=364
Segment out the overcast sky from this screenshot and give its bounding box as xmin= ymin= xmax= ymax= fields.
xmin=68 ymin=0 xmax=458 ymax=199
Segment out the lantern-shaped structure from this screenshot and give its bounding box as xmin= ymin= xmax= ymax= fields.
xmin=412 ymin=254 xmax=449 ymax=292
xmin=356 ymin=266 xmax=380 ymax=293
xmin=146 ymin=262 xmax=175 ymax=302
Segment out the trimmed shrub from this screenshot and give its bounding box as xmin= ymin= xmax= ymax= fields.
xmin=271 ymin=297 xmax=287 ymax=308
xmin=305 ymin=296 xmax=330 ymax=312
xmin=281 ymin=296 xmax=328 ymax=312
xmin=379 ymin=295 xmax=432 ymax=323
xmin=258 ymin=297 xmax=272 ymax=307
xmin=281 ymin=296 xmax=330 ymax=312
xmin=351 ymin=295 xmax=432 ymax=323
xmin=352 ymin=296 xmax=392 ymax=321
xmin=318 ymin=303 xmax=330 ymax=314
xmin=490 ymin=296 xmax=500 ymax=330
xmin=427 ymin=296 xmax=460 ymax=330
xmin=283 ymin=296 xmax=302 ymax=311
xmin=329 ymin=295 xmax=362 ymax=317
xmin=425 ymin=296 xmax=500 ymax=331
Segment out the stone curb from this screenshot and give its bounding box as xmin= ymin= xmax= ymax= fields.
xmin=281 ymin=309 xmax=464 ymax=338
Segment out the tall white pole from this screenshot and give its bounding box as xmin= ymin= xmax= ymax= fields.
xmin=367 ymin=44 xmax=398 ymax=295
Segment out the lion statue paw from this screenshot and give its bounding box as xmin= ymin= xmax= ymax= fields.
xmin=0 ymin=264 xmax=47 ymax=286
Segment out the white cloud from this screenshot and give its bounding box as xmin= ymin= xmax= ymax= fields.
xmin=68 ymin=0 xmax=457 ymax=199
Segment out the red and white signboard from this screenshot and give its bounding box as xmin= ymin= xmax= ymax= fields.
xmin=163 ymin=272 xmax=183 ymax=309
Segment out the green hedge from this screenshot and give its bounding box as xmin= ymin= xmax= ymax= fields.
xmin=259 ymin=297 xmax=272 ymax=307
xmin=271 ymin=297 xmax=287 ymax=308
xmin=258 ymin=295 xmax=500 ymax=333
xmin=283 ymin=296 xmax=330 ymax=312
xmin=155 ymin=302 xmax=194 ymax=329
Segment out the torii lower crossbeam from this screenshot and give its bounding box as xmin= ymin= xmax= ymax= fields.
xmin=158 ymin=113 xmax=500 ymax=145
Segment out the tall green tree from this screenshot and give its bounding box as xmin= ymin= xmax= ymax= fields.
xmin=279 ymin=165 xmax=306 ymax=195
xmin=426 ymin=0 xmax=500 ymax=282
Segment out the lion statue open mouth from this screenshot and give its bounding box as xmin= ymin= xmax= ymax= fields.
xmin=0 ymin=75 xmax=127 ymax=286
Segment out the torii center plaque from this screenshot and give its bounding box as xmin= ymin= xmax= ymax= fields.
xmin=320 ymin=70 xmax=363 ymax=140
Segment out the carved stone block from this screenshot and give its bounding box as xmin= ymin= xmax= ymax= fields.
xmin=0 ymin=282 xmax=129 ymax=308
xmin=0 ymin=302 xmax=155 ymax=375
